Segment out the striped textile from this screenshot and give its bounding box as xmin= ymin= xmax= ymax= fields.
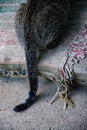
xmin=0 ymin=0 xmax=87 ymax=75
xmin=0 ymin=0 xmax=87 ymax=108
xmin=0 ymin=0 xmax=26 ymax=12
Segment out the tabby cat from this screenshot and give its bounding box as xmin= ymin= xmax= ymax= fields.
xmin=13 ymin=0 xmax=71 ymax=112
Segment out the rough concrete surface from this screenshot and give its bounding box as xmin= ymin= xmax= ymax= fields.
xmin=0 ymin=76 xmax=87 ymax=130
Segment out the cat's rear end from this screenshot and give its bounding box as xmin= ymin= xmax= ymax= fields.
xmin=14 ymin=0 xmax=71 ymax=112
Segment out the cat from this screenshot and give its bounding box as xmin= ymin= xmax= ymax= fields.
xmin=13 ymin=0 xmax=71 ymax=112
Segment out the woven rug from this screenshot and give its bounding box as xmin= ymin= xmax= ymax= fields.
xmin=0 ymin=0 xmax=87 ymax=108
xmin=0 ymin=0 xmax=87 ymax=76
xmin=0 ymin=0 xmax=26 ymax=76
